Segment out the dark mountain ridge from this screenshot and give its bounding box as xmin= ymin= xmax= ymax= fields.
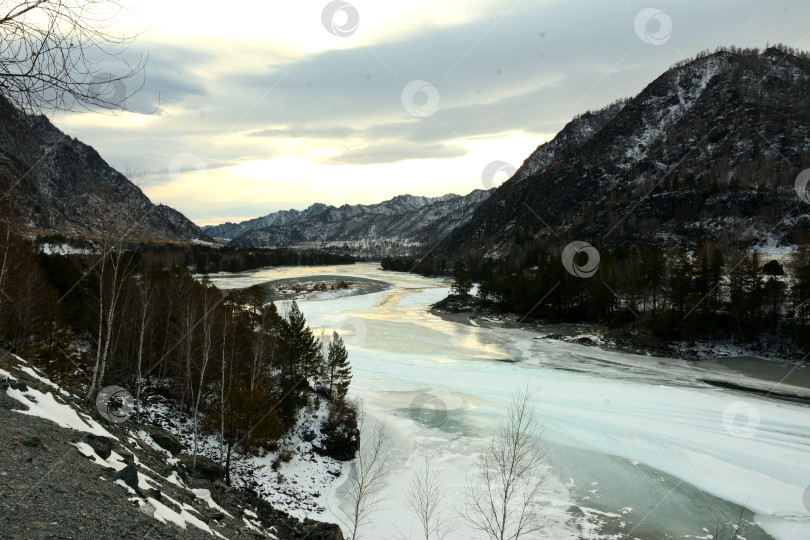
xmin=0 ymin=99 xmax=212 ymax=243
xmin=438 ymin=46 xmax=810 ymax=261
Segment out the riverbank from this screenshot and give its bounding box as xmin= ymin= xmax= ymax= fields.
xmin=0 ymin=350 xmax=344 ymax=540
xmin=431 ymin=295 xmax=810 ymax=402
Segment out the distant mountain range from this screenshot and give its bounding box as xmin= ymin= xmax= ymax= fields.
xmin=438 ymin=46 xmax=810 ymax=260
xmin=203 ymin=191 xmax=492 ymax=252
xmin=0 ymin=98 xmax=212 ymax=243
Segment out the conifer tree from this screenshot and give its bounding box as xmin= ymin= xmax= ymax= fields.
xmin=278 ymin=301 xmax=321 ymax=427
xmin=280 ymin=301 xmax=321 ymax=380
xmin=451 ymin=269 xmax=472 ymax=296
xmin=326 ymin=331 xmax=352 ymax=402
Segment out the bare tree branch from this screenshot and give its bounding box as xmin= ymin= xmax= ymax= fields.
xmin=0 ymin=0 xmax=146 ymax=114
xmin=405 ymin=453 xmax=454 ymax=540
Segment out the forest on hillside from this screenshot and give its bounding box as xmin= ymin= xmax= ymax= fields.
xmin=0 ymin=227 xmax=360 ymax=481
xmin=383 ymin=237 xmax=810 ymax=356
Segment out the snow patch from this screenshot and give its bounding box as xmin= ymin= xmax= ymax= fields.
xmin=7 ymin=385 xmax=116 ymax=439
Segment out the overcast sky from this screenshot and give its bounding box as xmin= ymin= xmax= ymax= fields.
xmin=51 ymin=0 xmax=810 ymax=225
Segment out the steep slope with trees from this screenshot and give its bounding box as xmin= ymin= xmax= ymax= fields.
xmin=440 ymin=46 xmax=810 ymax=259
xmin=0 ymin=100 xmax=212 ymax=243
xmin=390 ymin=46 xmax=810 ymax=356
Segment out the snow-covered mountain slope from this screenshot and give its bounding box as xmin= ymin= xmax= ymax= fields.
xmin=511 ymin=99 xmax=628 ymax=183
xmin=0 ymin=99 xmax=212 ymax=243
xmin=0 ymin=351 xmax=343 ymax=539
xmin=211 ymin=191 xmax=492 ymax=248
xmin=439 ymin=46 xmax=810 ymax=259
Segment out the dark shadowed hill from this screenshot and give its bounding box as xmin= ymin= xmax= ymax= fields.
xmin=0 ymin=98 xmax=212 ymax=243
xmin=438 ymin=46 xmax=810 ymax=261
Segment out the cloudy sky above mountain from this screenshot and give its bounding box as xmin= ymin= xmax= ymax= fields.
xmin=53 ymin=0 xmax=810 ymax=225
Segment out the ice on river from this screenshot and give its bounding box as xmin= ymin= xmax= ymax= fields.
xmin=205 ymin=263 xmax=810 ymax=539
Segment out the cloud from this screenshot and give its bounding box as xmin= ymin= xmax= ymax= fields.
xmin=321 ymin=141 xmax=468 ymax=165
xmin=249 ymin=125 xmax=359 ymax=139
xmin=48 ymin=0 xmax=810 ymax=223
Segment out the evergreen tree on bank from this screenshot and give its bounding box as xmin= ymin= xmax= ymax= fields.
xmin=326 ymin=331 xmax=352 ymax=402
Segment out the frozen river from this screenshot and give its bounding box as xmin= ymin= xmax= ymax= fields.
xmin=206 ymin=262 xmax=810 ymax=539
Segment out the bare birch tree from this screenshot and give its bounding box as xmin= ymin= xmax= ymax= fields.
xmin=217 ymin=299 xmax=232 ymax=466
xmin=85 ymin=193 xmax=137 ymax=401
xmin=133 ymin=269 xmax=154 ymax=420
xmin=191 ymin=277 xmax=218 ymax=467
xmin=405 ymin=453 xmax=453 ymax=540
xmin=0 ymin=201 xmax=15 ymax=315
xmin=460 ymin=386 xmax=548 ymax=540
xmin=338 ymin=405 xmax=395 ymax=540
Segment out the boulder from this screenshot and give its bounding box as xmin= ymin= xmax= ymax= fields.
xmin=85 ymin=434 xmax=114 ymax=460
xmin=115 ymin=464 xmax=140 ymax=493
xmin=301 ymin=519 xmax=345 ymax=540
xmin=148 ymin=428 xmax=183 ymax=456
xmin=179 ymin=454 xmax=225 ymax=483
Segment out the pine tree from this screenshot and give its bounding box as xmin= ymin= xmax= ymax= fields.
xmin=743 ymin=252 xmax=764 ymax=340
xmin=640 ymin=244 xmax=666 ymax=313
xmin=728 ymin=256 xmax=747 ymax=340
xmin=790 ymin=263 xmax=810 ymax=348
xmin=763 ymin=260 xmax=785 ymax=335
xmin=451 ymin=269 xmax=472 ymax=296
xmin=326 ymin=331 xmax=352 ymax=402
xmin=277 ymin=301 xmax=321 ymax=427
xmin=211 ymin=380 xmax=284 ymax=485
xmin=280 ymin=301 xmax=321 ymax=380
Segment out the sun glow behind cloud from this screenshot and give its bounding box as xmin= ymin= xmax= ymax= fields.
xmin=49 ymin=0 xmax=810 ymax=225
xmin=146 ymin=132 xmax=545 ymax=225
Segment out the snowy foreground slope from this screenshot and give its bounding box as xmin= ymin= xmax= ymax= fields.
xmin=0 ymin=352 xmax=342 ymax=540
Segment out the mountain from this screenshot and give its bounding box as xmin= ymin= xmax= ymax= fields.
xmin=203 ymin=203 xmax=329 ymax=242
xmin=208 ymin=191 xmax=492 ymax=251
xmin=438 ymin=46 xmax=810 ymax=260
xmin=0 ymin=99 xmax=212 ymax=243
